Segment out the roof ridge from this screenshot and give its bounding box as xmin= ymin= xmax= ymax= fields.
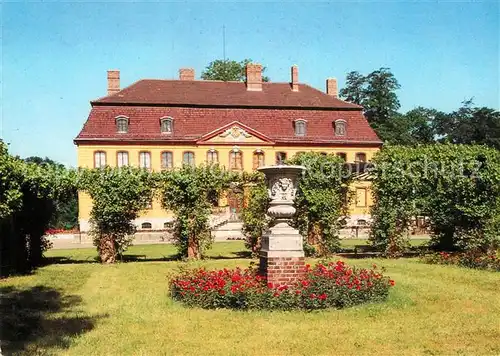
xmin=300 ymin=83 xmax=362 ymax=109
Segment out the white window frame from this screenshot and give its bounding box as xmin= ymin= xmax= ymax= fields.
xmin=334 ymin=119 xmax=347 ymax=136
xmin=117 ymin=151 xmax=129 ymax=167
xmin=160 ymin=117 xmax=173 ymax=134
xmin=94 ymin=151 xmax=106 ymax=168
xmin=161 ymin=151 xmax=173 ymax=169
xmin=139 ymin=151 xmax=152 ymax=170
xmin=116 ymin=116 xmax=129 ymax=133
xmin=294 ymin=119 xmax=307 ymax=136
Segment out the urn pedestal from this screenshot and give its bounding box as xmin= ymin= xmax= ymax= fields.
xmin=257 ymin=165 xmax=306 ymax=286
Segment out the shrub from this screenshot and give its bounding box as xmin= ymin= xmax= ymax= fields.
xmin=240 ymin=173 xmax=269 ymax=257
xmin=170 ymin=261 xmax=394 ymax=310
xmin=370 ymin=144 xmax=500 ymax=257
xmin=421 ymin=251 xmax=500 ymax=272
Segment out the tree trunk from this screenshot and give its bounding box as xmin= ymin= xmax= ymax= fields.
xmin=99 ymin=235 xmax=116 ymax=263
xmin=187 ymin=235 xmax=198 ymax=259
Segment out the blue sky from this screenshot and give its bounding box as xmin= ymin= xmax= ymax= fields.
xmin=2 ymin=1 xmax=498 ymax=166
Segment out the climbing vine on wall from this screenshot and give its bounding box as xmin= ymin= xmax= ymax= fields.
xmin=158 ymin=164 xmax=238 ymax=259
xmin=287 ymin=152 xmax=353 ymax=256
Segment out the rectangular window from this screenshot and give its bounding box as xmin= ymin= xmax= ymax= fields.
xmin=230 ymin=151 xmax=243 ymax=170
xmin=94 ymin=151 xmax=106 ymax=168
xmin=355 ymin=153 xmax=367 ymax=162
xmin=207 ymin=150 xmax=218 ymax=164
xmin=117 ymin=151 xmax=129 ymax=167
xmin=275 ymin=152 xmax=287 ymax=165
xmin=253 ymin=152 xmax=265 ymax=170
xmin=356 ymin=188 xmax=367 ymax=207
xmin=183 ymin=152 xmax=195 ymax=166
xmin=139 ymin=152 xmax=151 ymax=170
xmin=336 ymin=152 xmax=347 ymax=161
xmin=161 ymin=152 xmax=173 ymax=169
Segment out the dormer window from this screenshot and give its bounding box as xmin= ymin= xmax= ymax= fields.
xmin=160 ymin=117 xmax=173 ymax=134
xmin=294 ymin=119 xmax=306 ymax=136
xmin=116 ymin=116 xmax=129 ymax=133
xmin=334 ymin=120 xmax=346 ymax=136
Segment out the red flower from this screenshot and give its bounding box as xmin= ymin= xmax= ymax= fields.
xmin=389 ymin=280 xmax=395 ymax=286
xmin=318 ymin=293 xmax=327 ymax=300
xmin=267 ymin=282 xmax=274 ymax=289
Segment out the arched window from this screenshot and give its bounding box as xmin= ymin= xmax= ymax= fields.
xmin=229 ymin=150 xmax=243 ymax=170
xmin=207 ymin=150 xmax=219 ymax=164
xmin=355 ymin=152 xmax=367 ymax=163
xmin=183 ymin=151 xmax=195 ymax=166
xmin=94 ymin=151 xmax=106 ymax=168
xmin=294 ymin=120 xmax=306 ymax=136
xmin=334 ymin=120 xmax=347 ymax=136
xmin=116 ymin=116 xmax=129 ymax=133
xmin=141 ymin=222 xmax=152 ymax=229
xmin=253 ymin=150 xmax=265 ymax=170
xmin=275 ymin=152 xmax=287 ymax=165
xmin=117 ymin=151 xmax=129 ymax=167
xmin=161 ymin=151 xmax=173 ymax=169
xmin=139 ymin=151 xmax=152 ymax=170
xmin=336 ymin=152 xmax=347 ymax=161
xmin=164 ymin=221 xmax=173 ymax=229
xmin=160 ymin=117 xmax=173 ymax=134
xmin=320 ymin=152 xmax=328 ymax=156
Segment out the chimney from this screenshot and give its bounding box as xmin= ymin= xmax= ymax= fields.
xmin=291 ymin=65 xmax=299 ymax=92
xmin=107 ymin=70 xmax=120 ymax=95
xmin=246 ymin=63 xmax=262 ymax=91
xmin=179 ymin=68 xmax=195 ymax=80
xmin=326 ymin=78 xmax=338 ymax=98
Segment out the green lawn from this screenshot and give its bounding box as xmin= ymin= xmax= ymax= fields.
xmin=2 ymin=242 xmax=499 ymax=355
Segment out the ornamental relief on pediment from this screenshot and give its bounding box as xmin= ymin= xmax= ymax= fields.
xmin=219 ymin=126 xmax=253 ymax=139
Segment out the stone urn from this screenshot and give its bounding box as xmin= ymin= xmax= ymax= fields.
xmin=257 ymin=165 xmax=306 ymax=285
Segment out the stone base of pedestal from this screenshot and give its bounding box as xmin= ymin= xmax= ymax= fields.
xmin=259 ymin=253 xmax=306 ymax=286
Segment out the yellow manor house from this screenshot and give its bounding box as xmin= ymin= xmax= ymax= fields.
xmin=75 ymin=64 xmax=382 ymax=232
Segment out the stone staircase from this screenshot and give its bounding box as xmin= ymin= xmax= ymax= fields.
xmin=212 ymin=220 xmax=244 ymax=241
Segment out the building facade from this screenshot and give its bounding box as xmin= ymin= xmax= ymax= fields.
xmin=75 ymin=64 xmax=382 ymax=231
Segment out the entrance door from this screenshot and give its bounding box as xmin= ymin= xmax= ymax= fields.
xmin=227 ymin=190 xmax=242 ymax=220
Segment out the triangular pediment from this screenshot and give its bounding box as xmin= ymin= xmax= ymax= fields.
xmin=197 ymin=121 xmax=274 ymax=144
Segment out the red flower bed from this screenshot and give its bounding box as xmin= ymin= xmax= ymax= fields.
xmin=422 ymin=251 xmax=500 ymax=272
xmin=170 ymin=261 xmax=394 ymax=310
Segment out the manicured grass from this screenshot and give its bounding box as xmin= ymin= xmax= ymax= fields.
xmin=2 ymin=242 xmax=499 ymax=355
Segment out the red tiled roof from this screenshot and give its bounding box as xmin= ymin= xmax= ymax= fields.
xmin=75 ymin=106 xmax=382 ymax=145
xmin=92 ymin=80 xmax=362 ymax=109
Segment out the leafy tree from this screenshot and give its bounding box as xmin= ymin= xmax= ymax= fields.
xmin=287 ymin=153 xmax=352 ymax=256
xmin=339 ymin=71 xmax=366 ymax=105
xmin=339 ymin=68 xmax=401 ymax=143
xmin=435 ymin=100 xmax=500 ymax=149
xmin=0 ymin=142 xmax=22 ymax=220
xmin=1 ymin=143 xmax=76 ymax=275
xmin=403 ymin=107 xmax=443 ymax=145
xmin=23 ymin=156 xmax=78 ymax=229
xmin=201 ymin=59 xmax=270 ymax=82
xmin=158 ymin=164 xmax=237 ymax=259
xmin=78 ymin=166 xmax=155 ymax=263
